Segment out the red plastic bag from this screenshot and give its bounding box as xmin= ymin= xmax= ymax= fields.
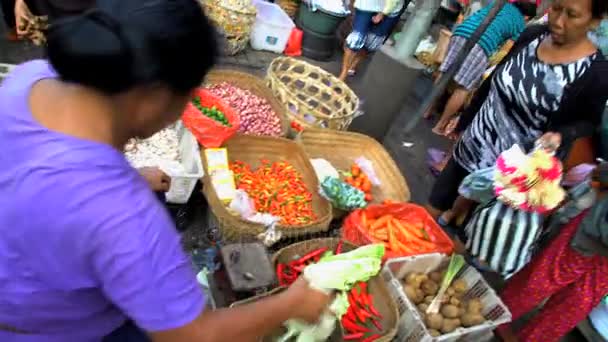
xmin=182 ymin=88 xmax=240 ymax=148
xmin=342 ymin=203 xmax=454 ymax=261
xmin=284 ymin=28 xmax=302 ymax=56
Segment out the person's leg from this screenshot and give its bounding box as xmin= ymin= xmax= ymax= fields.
xmin=340 ymin=10 xmax=372 ymax=81
xmin=422 ymin=73 xmax=443 ymax=119
xmin=497 ymin=212 xmax=598 ymax=341
xmin=426 ymin=157 xmax=469 ymax=220
xmin=348 ymin=50 xmax=367 ymax=75
xmin=423 ymin=36 xmax=463 ymax=120
xmin=431 ymin=87 xmax=469 ymax=135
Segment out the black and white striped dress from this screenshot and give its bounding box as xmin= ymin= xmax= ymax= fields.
xmin=453 ymin=34 xmax=596 ymax=172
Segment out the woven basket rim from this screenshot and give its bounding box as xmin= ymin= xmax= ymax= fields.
xmin=297 ymin=128 xmax=410 ymax=204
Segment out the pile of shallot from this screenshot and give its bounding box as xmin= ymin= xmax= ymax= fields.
xmin=206 ymin=82 xmax=282 ymax=136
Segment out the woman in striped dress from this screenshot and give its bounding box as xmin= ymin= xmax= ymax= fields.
xmin=426 ymin=0 xmax=608 ymax=231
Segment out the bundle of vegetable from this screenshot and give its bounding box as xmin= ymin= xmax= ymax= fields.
xmin=206 ymin=82 xmax=282 ymax=136
xmin=344 ymin=164 xmax=373 ymax=202
xmin=401 ymin=256 xmax=487 ymax=336
xmin=191 ymin=97 xmax=231 ymax=127
xmin=277 ymin=244 xmax=385 ymax=342
xmin=359 ymin=212 xmax=444 ymax=255
xmin=320 ymin=177 xmax=367 ymax=211
xmin=230 ymin=159 xmax=316 ymax=225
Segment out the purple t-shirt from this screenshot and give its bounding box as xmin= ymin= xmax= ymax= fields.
xmin=0 ymin=61 xmax=204 ymax=341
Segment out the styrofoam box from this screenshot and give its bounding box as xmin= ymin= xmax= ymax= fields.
xmin=163 ymin=121 xmax=204 ymax=204
xmin=381 ymin=253 xmax=512 ymax=342
xmin=250 ymin=0 xmax=295 ymax=53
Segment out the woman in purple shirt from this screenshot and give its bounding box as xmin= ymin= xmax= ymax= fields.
xmin=0 ymin=0 xmax=330 ymax=341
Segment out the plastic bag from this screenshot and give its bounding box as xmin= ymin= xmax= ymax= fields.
xmin=182 ymin=88 xmax=240 ymax=148
xmin=342 ymin=203 xmax=454 ymax=260
xmin=465 ymin=199 xmax=544 ymax=278
xmin=458 ymin=167 xmax=495 ymax=204
xmin=284 ymin=28 xmax=303 ymax=56
xmin=319 ymin=176 xmax=366 ymax=210
xmin=354 ymin=156 xmax=381 ymax=186
xmin=229 ymin=190 xmax=280 ymax=226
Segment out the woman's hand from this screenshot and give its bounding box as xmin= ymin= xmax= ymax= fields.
xmin=138 ymin=167 xmax=171 ymax=192
xmin=14 ymin=0 xmax=33 ymax=36
xmin=283 ymin=277 xmax=332 ymax=323
xmin=536 ymin=132 xmax=562 ymax=154
xmin=372 ymin=13 xmax=385 ymax=24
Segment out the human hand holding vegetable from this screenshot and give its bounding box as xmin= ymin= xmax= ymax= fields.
xmin=284 ymin=277 xmax=333 ymax=323
xmin=138 ymin=167 xmax=171 ymax=192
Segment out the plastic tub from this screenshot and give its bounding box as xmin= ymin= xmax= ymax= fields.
xmin=382 ymin=253 xmax=512 ymax=342
xmin=297 ymin=2 xmax=347 ymax=35
xmin=250 ymin=0 xmax=295 ymax=53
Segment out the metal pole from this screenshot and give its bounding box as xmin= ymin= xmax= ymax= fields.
xmin=403 ymin=0 xmax=507 ymax=132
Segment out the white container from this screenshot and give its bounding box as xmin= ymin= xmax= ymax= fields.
xmin=250 ymin=0 xmax=295 ymax=53
xmin=382 ymin=253 xmax=512 ymax=342
xmin=165 ymin=121 xmax=204 ymax=204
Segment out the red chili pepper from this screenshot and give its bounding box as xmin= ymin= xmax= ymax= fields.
xmin=277 ymin=264 xmax=285 ymax=286
xmin=361 ymin=334 xmax=381 ymax=342
xmin=341 ymin=316 xmax=370 ymax=333
xmin=371 ymin=318 xmax=383 ymax=331
xmin=296 ymin=247 xmax=328 ymax=264
xmin=343 ymin=332 xmax=365 ymax=340
xmin=335 ymin=241 xmax=344 ymax=254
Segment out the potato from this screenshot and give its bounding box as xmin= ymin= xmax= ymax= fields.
xmin=421 ymin=280 xmax=439 ymax=296
xmin=426 ymin=313 xmax=444 ymax=330
xmin=428 ymin=329 xmax=441 ymax=337
xmin=458 ymin=307 xmax=466 ymax=316
xmin=461 ymin=313 xmax=485 ymax=327
xmin=441 ymin=304 xmax=460 ymax=319
xmin=429 ymin=271 xmax=442 ymax=283
xmin=405 ymin=273 xmax=419 ymax=285
xmin=403 ymin=284 xmax=419 ymax=303
xmin=452 ymin=279 xmax=467 ymax=293
xmin=424 ymin=295 xmax=434 ymax=304
xmin=441 ymin=318 xmax=462 ymax=334
xmin=418 ymin=303 xmax=429 ymax=313
xmin=449 ymin=297 xmax=461 ymax=307
xmin=466 ymin=299 xmax=483 ymax=314
xmin=415 ymin=289 xmax=425 ymax=304
xmin=446 ymin=287 xmax=455 ymax=296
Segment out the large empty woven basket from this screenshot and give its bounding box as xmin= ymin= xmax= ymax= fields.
xmin=266 ymin=57 xmax=360 ymax=131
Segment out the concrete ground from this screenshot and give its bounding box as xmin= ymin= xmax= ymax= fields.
xmin=0 ymin=10 xmax=591 ymax=341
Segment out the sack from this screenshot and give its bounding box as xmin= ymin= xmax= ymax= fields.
xmin=182 ymin=89 xmax=240 ymax=148
xmin=458 ymin=167 xmax=495 ymax=203
xmin=464 ymin=200 xmax=544 ymax=278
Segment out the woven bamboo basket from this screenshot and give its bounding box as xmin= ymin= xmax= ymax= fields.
xmin=201 ymin=135 xmax=332 ymax=242
xmin=201 ymin=0 xmax=256 ymax=55
xmin=204 ymin=69 xmax=289 ymax=137
xmin=270 ymin=238 xmax=399 ymax=342
xmin=297 ymin=128 xmax=410 ymax=218
xmin=276 ymin=0 xmax=299 ymax=18
xmin=266 ymin=57 xmax=360 ymax=133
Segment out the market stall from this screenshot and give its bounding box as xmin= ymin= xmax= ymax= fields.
xmin=125 ymin=56 xmax=511 ymax=342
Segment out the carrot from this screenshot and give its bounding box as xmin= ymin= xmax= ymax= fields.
xmin=387 ymin=220 xmax=399 ymax=252
xmin=371 ymin=215 xmax=392 ymax=230
xmin=361 ymin=211 xmax=368 ymax=228
xmin=402 ymin=222 xmax=426 ymax=240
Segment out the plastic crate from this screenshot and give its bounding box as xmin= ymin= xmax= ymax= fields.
xmin=381 ymin=253 xmax=512 ymax=342
xmin=250 ymin=0 xmax=295 ymax=53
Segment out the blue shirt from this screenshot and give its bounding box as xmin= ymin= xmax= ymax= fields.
xmin=453 ymin=2 xmax=526 ymax=57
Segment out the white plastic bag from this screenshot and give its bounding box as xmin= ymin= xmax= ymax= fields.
xmin=229 ymin=190 xmax=280 ymax=226
xmin=354 ymin=156 xmax=381 ymax=186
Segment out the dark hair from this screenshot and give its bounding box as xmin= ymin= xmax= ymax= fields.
xmin=47 ymin=0 xmax=217 ymax=94
xmin=592 ymin=0 xmax=608 ymax=18
xmin=513 ymin=1 xmax=537 ymax=18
